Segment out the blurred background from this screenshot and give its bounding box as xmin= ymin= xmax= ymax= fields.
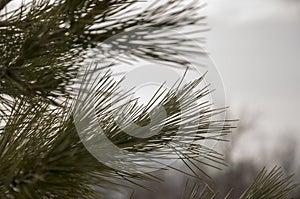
xmin=206 ymin=0 xmax=300 ymax=174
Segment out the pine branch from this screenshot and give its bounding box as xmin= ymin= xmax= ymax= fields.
xmin=0 ymin=0 xmax=12 ymax=11
xmin=0 ymin=0 xmax=230 ymax=197
xmin=0 ymin=67 xmax=233 ymax=197
xmin=3 ymin=1 xmax=284 ymax=198
xmin=181 ymin=181 xmax=217 ymax=199
xmin=0 ymin=0 xmax=206 ymax=106
xmin=180 ymin=167 xmax=298 ymax=199
xmin=0 ymin=98 xmax=158 ymax=198
xmin=239 ymin=167 xmax=298 ymax=199
xmin=74 ymin=67 xmax=232 ymax=175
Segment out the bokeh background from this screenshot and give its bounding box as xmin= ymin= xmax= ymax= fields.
xmin=206 ymin=0 xmax=300 ymax=171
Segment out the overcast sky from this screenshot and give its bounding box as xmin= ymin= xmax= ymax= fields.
xmin=205 ymin=0 xmax=300 ymax=163
xmin=206 ymin=0 xmax=300 ymax=128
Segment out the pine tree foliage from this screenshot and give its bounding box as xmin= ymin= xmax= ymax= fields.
xmin=182 ymin=167 xmax=298 ymax=199
xmin=239 ymin=167 xmax=298 ymax=199
xmin=182 ymin=181 xmax=216 ymax=199
xmin=0 ymin=0 xmax=298 ymax=198
xmin=0 ymin=0 xmax=206 ymax=107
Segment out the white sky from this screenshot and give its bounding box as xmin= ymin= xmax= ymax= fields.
xmin=206 ymin=0 xmax=300 ymax=126
xmin=205 ymin=0 xmax=300 ymax=164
